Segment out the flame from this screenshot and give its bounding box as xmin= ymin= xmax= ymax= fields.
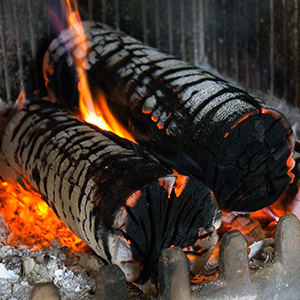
xmin=65 ymin=0 xmax=136 ymax=142
xmin=13 ymin=89 xmax=26 ymax=112
xmin=262 ymin=207 xmax=279 ymax=222
xmin=286 ymin=149 xmax=295 ymax=184
xmin=0 ymin=0 xmax=135 ymax=255
xmin=0 ymin=180 xmax=87 ymax=252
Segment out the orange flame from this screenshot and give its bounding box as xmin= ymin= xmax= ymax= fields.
xmin=286 ymin=149 xmax=295 ymax=184
xmin=262 ymin=207 xmax=279 ymax=222
xmin=65 ymin=0 xmax=136 ymax=142
xmin=0 ymin=0 xmax=137 ymax=255
xmin=13 ymin=89 xmax=26 ymax=112
xmin=0 ymin=0 xmax=136 ymax=254
xmin=0 ymin=180 xmax=87 ymax=252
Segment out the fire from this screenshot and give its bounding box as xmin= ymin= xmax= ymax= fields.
xmin=286 ymin=150 xmax=296 ymax=183
xmin=0 ymin=0 xmax=297 ymax=266
xmin=65 ymin=0 xmax=136 ymax=143
xmin=0 ymin=180 xmax=86 ymax=252
xmin=0 ymin=0 xmax=135 ymax=256
xmin=14 ymin=89 xmax=26 ymax=111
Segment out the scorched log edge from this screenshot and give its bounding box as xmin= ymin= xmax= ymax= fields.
xmin=0 ymin=100 xmax=220 ymax=290
xmin=43 ymin=21 xmax=295 ymax=212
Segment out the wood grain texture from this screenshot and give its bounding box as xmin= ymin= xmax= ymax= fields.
xmin=43 ymin=21 xmax=294 ymax=212
xmin=0 ymin=100 xmax=218 ymax=283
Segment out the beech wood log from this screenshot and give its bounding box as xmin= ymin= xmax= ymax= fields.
xmin=43 ymin=21 xmax=295 ymax=212
xmin=0 ymin=100 xmax=219 ymax=285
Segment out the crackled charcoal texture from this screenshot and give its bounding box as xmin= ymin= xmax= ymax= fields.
xmin=43 ymin=21 xmax=294 ymax=212
xmin=0 ymin=101 xmax=218 ymax=284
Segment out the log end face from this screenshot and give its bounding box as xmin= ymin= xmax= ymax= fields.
xmin=207 ymin=109 xmax=294 ymax=213
xmin=107 ymin=176 xmax=220 ymax=286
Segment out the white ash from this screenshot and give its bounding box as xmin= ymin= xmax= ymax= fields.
xmin=248 ymin=238 xmax=275 ymax=268
xmin=0 ymin=243 xmax=156 ymax=300
xmin=0 ymin=244 xmax=101 ymax=300
xmin=1 ymin=65 xmax=299 ymax=298
xmin=0 ymin=197 xmax=153 ymax=299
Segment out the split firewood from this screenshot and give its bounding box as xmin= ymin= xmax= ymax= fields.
xmin=0 ymin=100 xmax=220 ymax=289
xmin=43 ymin=21 xmax=295 ymax=213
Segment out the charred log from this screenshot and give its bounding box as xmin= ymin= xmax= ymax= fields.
xmin=43 ymin=21 xmax=295 ymax=213
xmin=0 ymin=100 xmax=220 ymax=286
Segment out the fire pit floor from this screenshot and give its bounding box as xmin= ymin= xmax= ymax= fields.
xmin=0 ymin=215 xmax=299 ymax=300
xmin=191 ymin=214 xmax=300 ymax=300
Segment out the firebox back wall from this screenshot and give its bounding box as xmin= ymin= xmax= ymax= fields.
xmin=0 ymin=0 xmax=299 ymax=107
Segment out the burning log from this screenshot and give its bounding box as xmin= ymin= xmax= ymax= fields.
xmin=0 ymin=100 xmax=220 ymax=289
xmin=43 ymin=21 xmax=295 ymax=213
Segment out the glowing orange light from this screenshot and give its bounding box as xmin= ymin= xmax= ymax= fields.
xmin=173 ymin=170 xmax=189 ymax=197
xmin=262 ymin=207 xmax=279 ymax=222
xmin=13 ymin=89 xmax=26 ymax=111
xmin=186 ymin=253 xmax=196 ymax=264
xmin=286 ymin=151 xmax=295 ymax=183
xmin=261 ymin=108 xmax=268 ymax=114
xmin=65 ymin=0 xmax=136 ymax=143
xmin=126 ymin=190 xmax=142 ymax=208
xmin=0 ymin=180 xmax=87 ymax=252
xmin=0 ymin=0 xmax=137 ymax=254
xmin=230 ymin=112 xmax=254 ymax=130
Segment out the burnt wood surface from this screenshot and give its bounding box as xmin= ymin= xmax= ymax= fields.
xmin=1 ymin=1 xmax=300 ymax=109
xmin=43 ymin=21 xmax=294 ymax=212
xmin=0 ymin=100 xmax=218 ymax=285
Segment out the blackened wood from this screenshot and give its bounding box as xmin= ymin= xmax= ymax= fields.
xmin=43 ymin=21 xmax=294 ymax=212
xmin=0 ymin=100 xmax=217 ymax=284
xmin=2 ymin=0 xmax=300 ymax=111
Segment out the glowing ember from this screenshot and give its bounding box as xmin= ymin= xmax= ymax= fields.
xmin=0 ymin=0 xmax=297 ymax=268
xmin=172 ymin=170 xmax=189 ymax=197
xmin=0 ymin=180 xmax=87 ymax=252
xmin=65 ymin=0 xmax=136 ymax=143
xmin=0 ymin=0 xmax=135 ymax=256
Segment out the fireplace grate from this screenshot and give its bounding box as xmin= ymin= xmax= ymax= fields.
xmin=25 ymin=214 xmax=300 ymax=300
xmin=1 ymin=1 xmax=300 ymax=299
